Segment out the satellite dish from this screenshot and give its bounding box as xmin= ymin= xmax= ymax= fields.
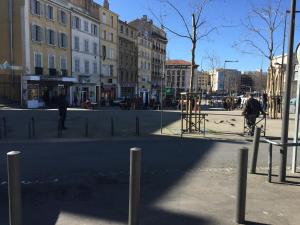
xmin=296 ymin=43 xmax=300 ymax=61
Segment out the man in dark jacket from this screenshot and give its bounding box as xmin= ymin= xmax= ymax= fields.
xmin=57 ymin=90 xmax=68 ymax=130
xmin=242 ymin=94 xmax=266 ymax=136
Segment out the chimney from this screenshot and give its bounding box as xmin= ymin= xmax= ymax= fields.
xmin=103 ymin=0 xmax=109 ymax=10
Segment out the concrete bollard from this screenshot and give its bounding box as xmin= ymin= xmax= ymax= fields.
xmin=85 ymin=118 xmax=89 ymax=137
xmin=3 ymin=117 xmax=7 ymax=138
xmin=136 ymin=117 xmax=140 ymax=136
xmin=7 ymin=151 xmax=22 ymax=225
xmin=31 ymin=117 xmax=35 ymax=138
xmin=128 ymin=147 xmax=141 ymax=225
xmin=250 ymin=127 xmax=261 ymax=174
xmin=111 ymin=117 xmax=114 ymax=136
xmin=236 ymin=147 xmax=248 ymax=224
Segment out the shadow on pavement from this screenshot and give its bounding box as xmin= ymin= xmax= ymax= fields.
xmin=0 ymin=136 xmax=232 ymax=225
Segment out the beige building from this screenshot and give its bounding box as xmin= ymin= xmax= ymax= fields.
xmin=211 ymin=68 xmax=241 ymax=94
xmin=165 ymin=60 xmax=198 ymax=99
xmin=1 ymin=0 xmax=75 ymax=108
xmin=197 ymin=70 xmax=211 ymax=93
xmin=118 ymin=20 xmax=138 ymax=98
xmin=99 ymin=0 xmax=119 ymax=102
xmin=129 ymin=15 xmax=167 ymax=102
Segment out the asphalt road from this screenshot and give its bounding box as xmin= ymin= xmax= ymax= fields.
xmin=0 ymin=137 xmax=296 ymax=225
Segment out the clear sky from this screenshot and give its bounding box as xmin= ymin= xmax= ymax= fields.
xmin=95 ymin=0 xmax=300 ymax=72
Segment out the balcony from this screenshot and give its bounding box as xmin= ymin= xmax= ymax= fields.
xmin=34 ymin=67 xmax=43 ymax=75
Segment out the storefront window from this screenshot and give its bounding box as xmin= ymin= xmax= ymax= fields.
xmin=28 ymin=84 xmax=39 ymax=100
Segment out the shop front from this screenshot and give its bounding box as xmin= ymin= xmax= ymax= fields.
xmin=101 ymin=84 xmax=116 ymax=105
xmin=22 ymin=75 xmax=76 ymax=108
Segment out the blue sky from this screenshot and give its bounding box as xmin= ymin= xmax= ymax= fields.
xmin=95 ymin=0 xmax=300 ymax=72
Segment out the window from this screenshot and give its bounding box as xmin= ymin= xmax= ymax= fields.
xmin=74 ymin=36 xmax=79 ymax=51
xmin=93 ymin=62 xmax=97 ymax=73
xmin=102 ymin=30 xmax=106 ymax=40
xmin=177 ymin=70 xmax=180 ymax=75
xmin=48 ymin=55 xmax=55 ymax=69
xmin=84 ymin=61 xmax=90 ymax=74
xmin=109 ymin=65 xmax=113 ymax=76
xmin=46 ymin=5 xmax=53 ymax=20
xmin=102 ymin=45 xmax=106 ymax=60
xmin=111 ymin=16 xmax=114 ymax=27
xmin=31 ymin=25 xmax=43 ymax=42
xmin=102 ymin=13 xmax=106 ymax=24
xmin=84 ymin=21 xmax=89 ymax=32
xmin=93 ymin=42 xmax=98 ymax=55
xmin=34 ymin=53 xmax=42 ymax=67
xmin=59 ymin=10 xmax=67 ymax=24
xmin=120 ymin=25 xmax=123 ymax=33
xmin=75 ymin=59 xmax=80 ymax=72
xmin=72 ymin=16 xmax=80 ymax=30
xmin=126 ymin=28 xmax=128 ymax=35
xmin=60 ymin=57 xmax=67 ymax=70
xmin=58 ymin=33 xmax=68 ymax=48
xmin=46 ymin=29 xmax=55 ymax=45
xmin=84 ymin=40 xmax=89 ymax=52
xmin=110 ymin=33 xmax=113 ymax=42
xmin=31 ymin=0 xmax=42 ymax=16
xmin=131 ymin=30 xmax=133 ymax=38
xmin=182 ymin=70 xmax=185 ymax=75
xmin=91 ymin=24 xmax=98 ymax=36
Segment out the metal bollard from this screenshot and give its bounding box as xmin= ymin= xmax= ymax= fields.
xmin=31 ymin=117 xmax=35 ymax=138
xmin=111 ymin=117 xmax=114 ymax=136
xmin=85 ymin=118 xmax=89 ymax=137
xmin=3 ymin=117 xmax=7 ymax=138
xmin=7 ymin=151 xmax=22 ymax=225
xmin=236 ymin=147 xmax=248 ymax=224
xmin=250 ymin=127 xmax=261 ymax=174
xmin=28 ymin=120 xmax=32 ymax=139
xmin=268 ymin=143 xmax=273 ymax=183
xmin=128 ymin=147 xmax=141 ymax=225
xmin=136 ymin=117 xmax=140 ymax=136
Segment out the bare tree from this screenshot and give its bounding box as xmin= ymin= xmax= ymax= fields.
xmin=205 ymin=51 xmax=220 ymax=92
xmin=150 ymin=0 xmax=216 ymax=92
xmin=236 ymin=0 xmax=283 ymax=118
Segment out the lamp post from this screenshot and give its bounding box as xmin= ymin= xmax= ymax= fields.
xmin=160 ymin=60 xmax=165 ymax=134
xmin=224 ymin=60 xmax=239 ymax=96
xmin=280 ymin=0 xmax=297 ymax=182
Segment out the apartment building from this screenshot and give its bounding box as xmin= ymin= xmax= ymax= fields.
xmin=212 ymin=68 xmax=241 ymax=94
xmin=197 ymin=70 xmax=211 ymax=93
xmin=129 ymin=15 xmax=167 ymax=101
xmin=118 ymin=20 xmax=138 ymax=98
xmin=69 ymin=0 xmax=100 ymax=105
xmin=99 ymin=0 xmax=118 ymax=102
xmin=0 ymin=0 xmax=75 ymax=108
xmin=165 ymin=60 xmax=198 ymax=99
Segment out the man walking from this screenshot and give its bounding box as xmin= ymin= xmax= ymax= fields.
xmin=57 ymin=89 xmax=68 ymax=130
xmin=242 ymin=93 xmax=266 ymax=136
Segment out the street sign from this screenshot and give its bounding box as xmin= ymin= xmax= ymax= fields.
xmin=0 ymin=61 xmax=23 ymax=70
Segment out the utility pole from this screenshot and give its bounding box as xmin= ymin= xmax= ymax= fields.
xmin=280 ymin=0 xmax=297 ymax=182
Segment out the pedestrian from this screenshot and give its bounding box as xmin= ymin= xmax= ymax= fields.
xmin=242 ymin=93 xmax=266 ymax=136
xmin=57 ymin=90 xmax=68 ymax=130
xmin=262 ymin=92 xmax=268 ymax=112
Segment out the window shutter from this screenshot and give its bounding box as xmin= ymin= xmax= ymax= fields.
xmin=44 ymin=4 xmax=47 ymax=19
xmin=64 ymin=34 xmax=68 ymax=48
xmin=78 ymin=18 xmax=81 ymax=30
xmin=39 ymin=2 xmax=43 ymax=16
xmin=57 ymin=10 xmax=60 ymax=23
xmin=31 ymin=24 xmax=36 ymax=41
xmin=53 ymin=31 xmax=57 ymax=45
xmin=45 ymin=28 xmax=48 ymax=44
xmin=31 ymin=0 xmax=35 ymax=14
xmin=72 ymin=16 xmax=76 ymax=28
xmin=39 ymin=27 xmax=44 ymax=42
xmin=57 ymin=33 xmax=61 ymax=47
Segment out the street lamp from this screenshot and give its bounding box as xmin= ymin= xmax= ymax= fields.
xmin=224 ymin=60 xmax=239 ymax=96
xmin=280 ymin=0 xmax=297 ymax=183
xmin=160 ymin=60 xmax=165 ymax=134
